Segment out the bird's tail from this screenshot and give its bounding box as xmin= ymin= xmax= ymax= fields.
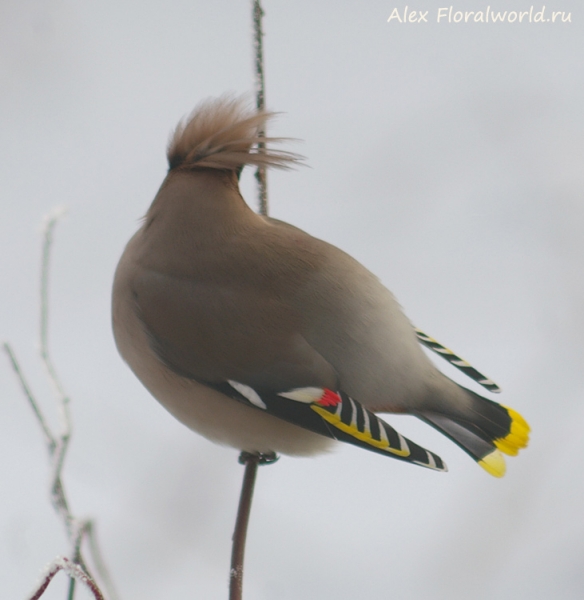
xmin=167 ymin=94 xmax=302 ymax=172
xmin=419 ymin=387 xmax=530 ymax=477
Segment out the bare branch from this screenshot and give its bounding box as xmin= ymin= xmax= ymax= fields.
xmin=27 ymin=557 xmax=105 ymax=600
xmin=226 ymin=6 xmax=278 ymax=599
xmin=252 ymin=0 xmax=268 ymax=216
xmin=3 ymin=343 xmax=56 ymax=453
xmin=86 ymin=522 xmax=121 ymax=600
xmin=39 ymin=206 xmax=72 ymax=438
xmin=4 ymin=208 xmax=117 ymax=600
xmin=229 ymin=455 xmax=259 ymax=600
xmin=229 ymin=452 xmax=279 ymax=600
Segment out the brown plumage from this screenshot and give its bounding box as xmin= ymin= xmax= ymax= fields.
xmin=167 ymin=95 xmax=301 ymax=171
xmin=112 ymin=95 xmax=529 ymax=475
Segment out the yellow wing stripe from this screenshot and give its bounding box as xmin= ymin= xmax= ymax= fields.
xmin=311 ymin=405 xmax=411 ymax=457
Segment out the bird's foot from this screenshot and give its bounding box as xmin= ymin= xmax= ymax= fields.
xmin=238 ymin=451 xmax=280 ymax=465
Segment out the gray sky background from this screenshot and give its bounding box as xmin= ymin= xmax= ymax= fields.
xmin=1 ymin=1 xmax=583 ymax=598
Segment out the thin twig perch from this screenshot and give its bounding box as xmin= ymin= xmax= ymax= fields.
xmin=230 ymin=453 xmax=279 ymax=600
xmin=229 ymin=454 xmax=259 ymax=600
xmin=227 ymin=3 xmax=278 ymax=599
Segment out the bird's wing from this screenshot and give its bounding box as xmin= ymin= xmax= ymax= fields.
xmin=131 ymin=267 xmax=446 ymax=472
xmin=261 ymin=217 xmax=437 ymax=412
xmin=211 ymin=382 xmax=447 ymax=472
xmin=132 ymin=268 xmax=338 ymax=391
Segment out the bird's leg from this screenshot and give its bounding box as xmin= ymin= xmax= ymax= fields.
xmin=229 ymin=451 xmax=279 ymax=600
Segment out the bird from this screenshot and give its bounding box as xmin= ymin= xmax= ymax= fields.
xmin=112 ymin=95 xmax=529 ymax=478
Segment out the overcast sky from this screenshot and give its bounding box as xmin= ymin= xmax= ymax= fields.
xmin=1 ymin=1 xmax=583 ymax=599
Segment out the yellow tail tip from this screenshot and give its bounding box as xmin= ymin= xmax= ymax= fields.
xmin=505 ymin=406 xmax=531 ymax=433
xmin=479 ymin=449 xmax=506 ymax=478
xmin=494 ymin=439 xmax=519 ymax=456
xmin=496 ymin=406 xmax=531 ymax=456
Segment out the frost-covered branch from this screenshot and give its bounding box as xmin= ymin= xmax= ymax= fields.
xmin=27 ymin=557 xmax=105 ymax=600
xmin=4 ymin=209 xmax=118 ymax=600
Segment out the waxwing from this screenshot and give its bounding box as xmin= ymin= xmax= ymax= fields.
xmin=112 ymin=95 xmax=529 ymax=477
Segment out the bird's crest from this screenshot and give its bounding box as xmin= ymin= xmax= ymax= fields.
xmin=167 ymin=94 xmax=302 ymax=172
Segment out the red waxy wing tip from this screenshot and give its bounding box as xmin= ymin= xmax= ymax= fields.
xmin=316 ymin=389 xmax=342 ymax=407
